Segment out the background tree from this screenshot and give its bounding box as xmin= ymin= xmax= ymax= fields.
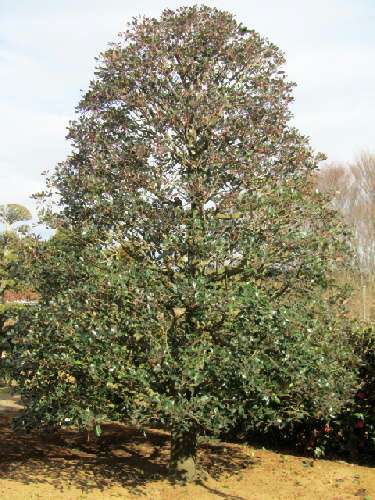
xmin=316 ymin=153 xmax=375 ymax=319
xmin=0 ymin=204 xmax=32 ymax=362
xmin=13 ymin=6 xmax=357 ymax=481
xmin=0 ymin=204 xmax=32 ymax=232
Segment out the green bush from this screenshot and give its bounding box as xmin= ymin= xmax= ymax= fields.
xmin=240 ymin=323 xmax=375 ymax=464
xmin=309 ymin=324 xmax=375 ymax=463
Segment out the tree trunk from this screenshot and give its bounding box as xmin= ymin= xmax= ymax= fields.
xmin=169 ymin=420 xmax=199 ymax=482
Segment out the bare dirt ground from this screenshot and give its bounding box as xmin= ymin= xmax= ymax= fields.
xmin=0 ymin=387 xmax=374 ymax=500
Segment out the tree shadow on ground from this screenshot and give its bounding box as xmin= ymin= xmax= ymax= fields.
xmin=0 ymin=409 xmax=256 ymax=497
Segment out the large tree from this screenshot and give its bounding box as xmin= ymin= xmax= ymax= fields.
xmin=13 ymin=6 xmax=357 ymax=481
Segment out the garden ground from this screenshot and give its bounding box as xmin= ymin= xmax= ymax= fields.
xmin=0 ymin=387 xmax=374 ymax=500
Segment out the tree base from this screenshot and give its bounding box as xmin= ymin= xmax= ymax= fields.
xmin=169 ymin=420 xmax=199 ymax=482
xmin=169 ymin=456 xmax=199 ymax=483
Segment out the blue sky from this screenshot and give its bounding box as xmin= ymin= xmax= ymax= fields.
xmin=1 ymin=0 xmax=374 ymax=224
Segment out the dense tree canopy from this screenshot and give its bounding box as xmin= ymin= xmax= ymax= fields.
xmin=13 ymin=6 xmax=357 ymax=480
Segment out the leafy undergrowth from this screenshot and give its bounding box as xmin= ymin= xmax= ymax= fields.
xmin=0 ymin=393 xmax=374 ymax=500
